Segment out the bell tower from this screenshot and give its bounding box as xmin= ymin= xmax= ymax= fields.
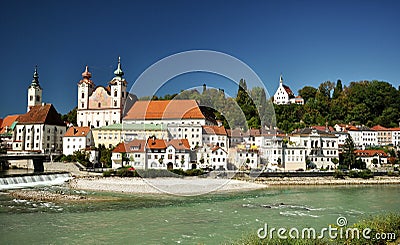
xmin=27 ymin=66 xmax=42 ymax=112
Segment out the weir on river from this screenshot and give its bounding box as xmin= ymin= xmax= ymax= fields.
xmin=0 ymin=172 xmax=72 ymax=190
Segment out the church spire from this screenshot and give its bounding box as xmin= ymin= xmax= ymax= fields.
xmin=280 ymin=74 xmax=283 ymax=84
xmin=81 ymin=65 xmax=92 ymax=79
xmin=114 ymin=56 xmax=124 ymax=78
xmin=30 ymin=65 xmax=41 ymax=88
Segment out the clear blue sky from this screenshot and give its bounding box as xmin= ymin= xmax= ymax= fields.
xmin=1 ymin=0 xmax=399 ymax=118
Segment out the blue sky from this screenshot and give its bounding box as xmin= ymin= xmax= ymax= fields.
xmin=1 ymin=0 xmax=399 ymax=117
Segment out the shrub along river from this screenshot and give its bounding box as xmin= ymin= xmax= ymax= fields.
xmin=1 ymin=184 xmax=400 ymax=244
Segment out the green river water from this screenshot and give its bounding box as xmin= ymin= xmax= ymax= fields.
xmin=1 ymin=184 xmax=399 ymax=244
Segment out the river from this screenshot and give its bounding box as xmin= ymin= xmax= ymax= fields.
xmin=1 ymin=184 xmax=399 ymax=244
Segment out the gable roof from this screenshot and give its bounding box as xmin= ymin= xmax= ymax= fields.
xmin=282 ymin=85 xmax=294 ymax=98
xmin=146 ymin=138 xmax=167 ymax=149
xmin=211 ymin=145 xmax=227 ymax=153
xmin=18 ymin=104 xmax=65 ymax=126
xmin=202 ymin=125 xmax=227 ymax=135
xmin=124 ymin=100 xmax=205 ymax=120
xmin=113 ymin=140 xmax=147 ymax=153
xmin=64 ymin=126 xmax=91 ymax=137
xmin=0 ymin=115 xmax=20 ymax=134
xmin=167 ymin=139 xmax=190 ymax=150
xmin=226 ymin=128 xmax=245 ymax=138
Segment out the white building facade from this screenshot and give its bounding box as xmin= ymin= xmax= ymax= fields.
xmin=12 ymin=104 xmax=66 ymax=153
xmin=62 ymin=126 xmax=93 ymax=156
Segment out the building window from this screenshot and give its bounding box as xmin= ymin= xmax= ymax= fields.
xmin=114 ymin=100 xmax=117 ymax=107
xmin=30 ymin=95 xmax=33 ymax=101
xmin=114 ymin=90 xmax=117 ymax=97
xmin=81 ymin=103 xmax=84 ymax=108
xmin=98 ymin=102 xmax=101 ymax=108
xmin=82 ymin=92 xmax=84 ymax=99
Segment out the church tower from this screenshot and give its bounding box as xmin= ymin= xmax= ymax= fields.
xmin=109 ymin=57 xmax=127 ymax=111
xmin=77 ymin=65 xmax=95 ymax=111
xmin=27 ymin=66 xmax=43 ymax=112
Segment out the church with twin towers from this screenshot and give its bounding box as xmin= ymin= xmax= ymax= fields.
xmin=77 ymin=57 xmax=134 ymax=128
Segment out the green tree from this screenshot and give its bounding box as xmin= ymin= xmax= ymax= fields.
xmin=298 ymin=86 xmax=317 ymax=104
xmin=236 ymin=79 xmax=260 ymax=129
xmin=61 ymin=107 xmax=77 ymax=125
xmin=342 ymin=136 xmax=356 ymax=169
xmin=98 ymin=144 xmax=113 ymax=168
xmin=332 ymin=79 xmax=343 ymax=99
xmin=73 ymin=150 xmax=91 ymax=167
xmin=331 ymin=158 xmax=339 ymax=168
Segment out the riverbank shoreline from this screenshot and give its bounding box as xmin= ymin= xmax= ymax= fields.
xmin=5 ymin=176 xmax=400 ymax=202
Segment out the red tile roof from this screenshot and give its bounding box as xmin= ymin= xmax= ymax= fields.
xmin=146 ymin=138 xmax=167 ymax=149
xmin=249 ymin=128 xmax=261 ymax=137
xmin=18 ymin=104 xmax=65 ymax=126
xmin=0 ymin=115 xmax=20 ymax=134
xmin=311 ymin=125 xmax=335 ymax=132
xmin=167 ymin=139 xmax=190 ymax=150
xmin=348 ymin=126 xmax=359 ymax=131
xmin=211 ymin=145 xmax=227 ymax=153
xmin=113 ymin=142 xmax=126 ymax=153
xmin=202 ymin=125 xmax=227 ymax=135
xmin=124 ymin=100 xmax=205 ymax=120
xmin=371 ymin=125 xmax=389 ymax=131
xmin=282 ymin=85 xmax=294 ymax=98
xmin=354 ymin=149 xmax=387 ymax=157
xmin=64 ymin=126 xmax=91 ymax=137
xmin=114 ymin=138 xmax=189 ymax=153
xmin=113 ymin=140 xmax=147 ymax=153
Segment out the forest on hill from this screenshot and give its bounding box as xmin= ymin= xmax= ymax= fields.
xmin=276 ymin=80 xmax=400 ymax=132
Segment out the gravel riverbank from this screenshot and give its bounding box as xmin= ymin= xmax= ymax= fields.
xmin=68 ymin=177 xmax=267 ymax=195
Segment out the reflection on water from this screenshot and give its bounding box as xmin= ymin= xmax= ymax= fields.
xmin=0 ymin=185 xmax=399 ymax=244
xmin=0 ymin=169 xmax=34 ymax=177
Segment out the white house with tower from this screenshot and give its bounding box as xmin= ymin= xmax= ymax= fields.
xmin=11 ymin=68 xmax=66 ymax=153
xmin=273 ymin=75 xmax=304 ymax=105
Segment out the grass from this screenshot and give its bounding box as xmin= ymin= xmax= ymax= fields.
xmin=228 ymin=213 xmax=400 ymax=245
